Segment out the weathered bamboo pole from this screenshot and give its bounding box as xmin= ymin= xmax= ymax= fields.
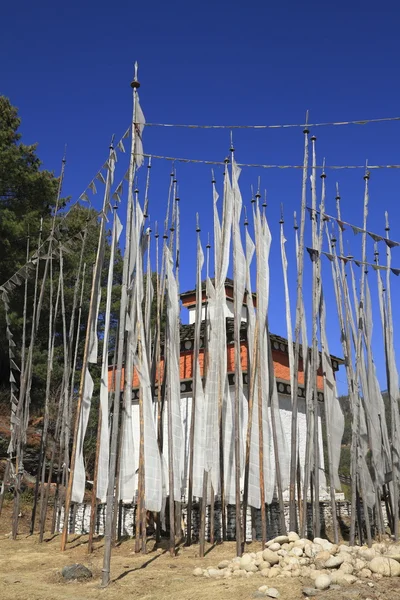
xmin=317 ymin=170 xmax=339 ymax=544
xmin=231 ymin=149 xmax=242 ymax=556
xmin=242 ymin=328 xmax=258 ymax=551
xmin=101 ymin=68 xmax=144 ymax=584
xmin=12 ymin=219 xmax=43 ymax=539
xmin=289 ymin=119 xmax=310 ymax=532
xmin=384 ymin=212 xmax=400 ymax=540
xmin=309 ymin=136 xmax=320 ymax=538
xmin=349 ymin=169 xmax=371 ymax=545
xmin=186 ymin=215 xmax=202 ymax=546
xmin=61 ymin=137 xmax=114 ymax=551
xmin=38 ymin=272 xmax=63 ymax=541
xmin=199 ymin=237 xmax=211 ymax=557
xmin=88 ymin=203 xmax=119 ymax=553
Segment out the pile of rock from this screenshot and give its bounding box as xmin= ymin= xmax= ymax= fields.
xmin=192 ymin=532 xmax=400 ymax=596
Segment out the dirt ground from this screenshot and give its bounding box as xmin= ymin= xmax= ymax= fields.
xmin=1 ymin=502 xmax=400 ymax=600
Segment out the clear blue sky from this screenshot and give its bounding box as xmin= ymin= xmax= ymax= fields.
xmin=2 ymin=0 xmax=400 ymax=393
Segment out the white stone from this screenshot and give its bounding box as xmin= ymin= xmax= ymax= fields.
xmin=218 ymin=560 xmax=230 ymax=569
xmin=339 ymin=544 xmax=353 ymax=553
xmin=339 ymin=562 xmax=354 ymax=574
xmin=258 ymin=585 xmax=269 ymax=593
xmin=305 ymin=543 xmax=323 ymax=558
xmin=315 ymin=550 xmax=331 ymax=569
xmin=314 ymin=538 xmax=334 ymax=553
xmin=359 ymin=568 xmax=372 ymax=578
xmin=244 ymin=562 xmax=258 ymax=573
xmin=314 ymin=574 xmax=331 ymax=590
xmin=369 ymin=556 xmax=400 ymax=577
xmin=240 ymin=553 xmax=253 ymax=568
xmin=258 ymin=561 xmax=271 ymax=571
xmin=207 ymin=568 xmax=220 ymax=578
xmin=288 ymin=531 xmax=300 ymax=542
xmin=269 ymin=543 xmax=281 ymax=552
xmin=262 ymin=549 xmax=280 ymax=565
xmin=266 ymin=588 xmax=280 ymax=598
xmin=193 ymin=567 xmax=203 ymax=576
xmin=260 ymin=568 xmax=270 ymax=577
xmin=290 ymin=547 xmax=303 ymax=557
xmin=272 ymin=535 xmax=289 ymax=544
xmin=325 ymin=555 xmax=344 ymax=568
xmin=354 ymin=558 xmax=366 ymax=571
xmin=358 ymin=548 xmax=376 ymax=562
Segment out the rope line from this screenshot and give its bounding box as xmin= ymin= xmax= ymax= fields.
xmin=144 ymin=115 xmax=400 ymax=130
xmin=143 ymin=153 xmax=400 ymax=170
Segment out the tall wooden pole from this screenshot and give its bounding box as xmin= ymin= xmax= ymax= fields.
xmin=384 ymin=212 xmax=399 ymax=540
xmin=88 ymin=203 xmax=119 ymax=554
xmin=61 ymin=136 xmax=115 ymax=551
xmin=199 ymin=237 xmax=211 ymax=557
xmin=101 ymin=65 xmax=140 ymax=585
xmin=289 ymin=118 xmax=309 ymax=532
xmin=12 ymin=219 xmax=43 ymax=539
xmin=186 ymin=215 xmax=202 ymax=546
xmin=231 ymin=146 xmax=243 ymax=556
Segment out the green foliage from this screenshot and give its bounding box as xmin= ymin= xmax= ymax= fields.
xmin=0 ymin=96 xmax=123 ymax=411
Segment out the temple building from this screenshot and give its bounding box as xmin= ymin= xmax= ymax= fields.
xmin=108 ymin=279 xmax=344 ymax=502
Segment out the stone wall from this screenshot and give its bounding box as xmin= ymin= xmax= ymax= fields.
xmin=61 ymin=499 xmax=389 ymax=543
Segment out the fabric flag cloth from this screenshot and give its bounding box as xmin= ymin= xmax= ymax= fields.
xmin=119 ymin=200 xmax=141 ymax=503
xmin=204 ymin=166 xmax=233 ymax=494
xmin=72 ymin=368 xmax=94 ymax=503
xmin=381 ymin=241 xmax=400 ymax=497
xmin=223 ymin=157 xmax=246 ymax=505
xmin=280 ymin=222 xmax=294 ymax=393
xmin=97 ymin=210 xmax=123 ymax=502
xmin=130 ymin=202 xmax=163 ymax=511
xmin=192 ymin=238 xmax=206 ymax=498
xmin=165 ymin=246 xmax=184 ymax=499
xmin=248 ymin=205 xmax=275 ymax=508
xmin=319 ymin=290 xmax=344 ymax=490
xmin=134 ymin=92 xmax=146 ymax=168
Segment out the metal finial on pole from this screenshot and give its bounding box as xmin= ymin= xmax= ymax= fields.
xmin=321 ymin=157 xmax=326 ymax=180
xmin=131 ymin=61 xmax=140 ymax=88
xmin=262 ymin=189 xmax=267 ymax=209
xmin=255 ymin=177 xmax=261 ymax=199
xmin=304 ymin=110 xmax=310 ymax=134
xmin=336 ymin=182 xmax=341 ymax=201
xmin=385 ymin=211 xmax=390 ymax=232
xmin=280 ymin=203 xmax=284 ymax=224
xmin=196 ymin=213 xmax=200 ymax=233
xmin=364 ymin=159 xmax=370 ymax=180
xmin=230 ymin=131 xmax=235 ymax=153
xmin=244 ymin=205 xmax=248 ymax=226
xmin=293 ymin=211 xmax=298 ymax=230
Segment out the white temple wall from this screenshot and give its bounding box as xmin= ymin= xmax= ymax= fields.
xmin=130 ymin=385 xmax=328 ymax=502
